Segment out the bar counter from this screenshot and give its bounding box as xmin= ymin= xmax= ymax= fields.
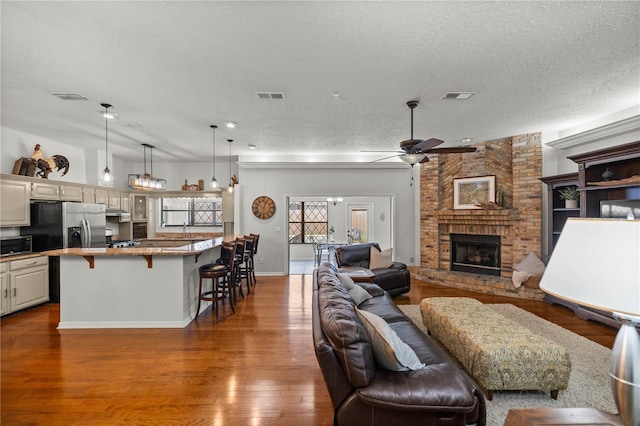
xmin=45 ymin=235 xmax=240 ymax=329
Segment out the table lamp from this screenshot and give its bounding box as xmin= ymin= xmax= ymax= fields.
xmin=539 ymin=218 xmax=640 ymax=426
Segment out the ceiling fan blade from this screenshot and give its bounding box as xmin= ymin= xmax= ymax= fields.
xmin=371 ymin=154 xmax=402 ymax=162
xmin=425 ymin=146 xmax=477 ymax=154
xmin=419 ymin=156 xmax=430 ymax=164
xmin=413 ymin=138 xmax=444 ymax=152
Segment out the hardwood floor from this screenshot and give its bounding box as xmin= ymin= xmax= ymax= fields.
xmin=1 ymin=274 xmax=616 ymax=425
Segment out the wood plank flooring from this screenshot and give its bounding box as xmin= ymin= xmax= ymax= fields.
xmin=1 ymin=274 xmax=616 ymax=425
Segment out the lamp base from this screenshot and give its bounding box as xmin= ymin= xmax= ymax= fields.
xmin=610 ymin=313 xmax=640 ymax=426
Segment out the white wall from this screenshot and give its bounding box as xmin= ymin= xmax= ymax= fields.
xmin=235 ymin=162 xmax=416 ymax=275
xmin=1 ymin=127 xmax=88 ymax=183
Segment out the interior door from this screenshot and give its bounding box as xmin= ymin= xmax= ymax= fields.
xmin=347 ymin=204 xmax=372 ymax=244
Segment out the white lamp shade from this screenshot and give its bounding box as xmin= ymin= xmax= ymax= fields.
xmin=539 ymin=218 xmax=640 ymax=317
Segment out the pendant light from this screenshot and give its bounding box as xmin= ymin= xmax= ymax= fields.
xmin=99 ymin=103 xmax=114 ymax=186
xmin=228 ymin=139 xmax=234 ymax=193
xmin=210 ymin=125 xmax=219 ymax=189
xmin=128 ymin=143 xmax=167 ymax=190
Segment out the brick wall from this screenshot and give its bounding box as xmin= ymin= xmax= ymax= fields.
xmin=414 ymin=134 xmax=544 ymax=300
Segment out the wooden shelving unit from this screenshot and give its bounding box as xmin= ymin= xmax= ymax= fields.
xmin=541 ymin=141 xmax=640 ymax=328
xmin=540 ymin=173 xmax=579 ymax=258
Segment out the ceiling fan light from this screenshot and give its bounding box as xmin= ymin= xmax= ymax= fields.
xmin=400 ymin=153 xmax=425 ymax=165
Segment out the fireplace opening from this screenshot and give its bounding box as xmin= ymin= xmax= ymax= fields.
xmin=450 ymin=234 xmax=501 ymax=276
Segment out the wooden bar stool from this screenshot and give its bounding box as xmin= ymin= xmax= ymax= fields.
xmin=242 ymin=235 xmax=256 ymax=292
xmin=249 ymin=233 xmax=260 ymax=285
xmin=195 ymin=241 xmax=236 ymax=321
xmin=232 ymin=237 xmax=249 ymax=297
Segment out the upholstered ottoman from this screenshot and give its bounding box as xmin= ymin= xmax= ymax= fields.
xmin=420 ymin=297 xmax=571 ymax=400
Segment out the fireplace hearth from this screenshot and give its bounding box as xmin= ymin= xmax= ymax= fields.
xmin=450 ymin=234 xmax=501 ymax=276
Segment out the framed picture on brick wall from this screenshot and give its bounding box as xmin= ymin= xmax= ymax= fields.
xmin=453 ymin=175 xmax=496 ymax=209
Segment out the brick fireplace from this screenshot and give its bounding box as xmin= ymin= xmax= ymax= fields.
xmin=411 ymin=134 xmax=545 ymax=300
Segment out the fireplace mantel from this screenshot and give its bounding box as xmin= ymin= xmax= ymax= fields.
xmin=437 ymin=209 xmax=514 ymax=226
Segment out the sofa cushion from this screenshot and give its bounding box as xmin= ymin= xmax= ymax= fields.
xmin=356 ymin=308 xmax=425 ymax=371
xmin=337 ymin=272 xmax=356 ymax=290
xmin=317 ymin=272 xmax=377 ymax=388
xmin=369 ymin=246 xmax=393 ymax=269
xmin=349 ymin=284 xmax=372 ymax=305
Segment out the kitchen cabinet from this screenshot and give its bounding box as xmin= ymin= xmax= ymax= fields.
xmin=132 ymin=194 xmax=148 ymax=221
xmin=0 ymin=263 xmax=8 ymax=315
xmin=82 ymin=187 xmax=96 ymax=203
xmin=59 ymin=184 xmax=83 ymax=201
xmin=0 ymin=178 xmax=30 ymax=227
xmin=107 ymin=191 xmax=121 ymax=209
xmin=95 ymin=188 xmax=108 ymax=205
xmin=30 ymin=181 xmax=60 ymax=200
xmin=1 ymin=256 xmax=49 ymax=316
xmin=121 ymin=193 xmax=131 ymax=213
xmin=31 ymin=181 xmax=83 ymax=201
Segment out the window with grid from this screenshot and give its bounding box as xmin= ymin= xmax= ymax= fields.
xmin=161 ymin=197 xmax=223 ymax=227
xmin=289 ymin=201 xmax=328 ymax=243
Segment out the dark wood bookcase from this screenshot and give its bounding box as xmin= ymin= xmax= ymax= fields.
xmin=540 ymin=173 xmax=580 ymax=258
xmin=540 ymin=140 xmax=640 ymax=328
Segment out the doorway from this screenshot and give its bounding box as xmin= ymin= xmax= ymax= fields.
xmin=347 ymin=204 xmax=372 ymax=244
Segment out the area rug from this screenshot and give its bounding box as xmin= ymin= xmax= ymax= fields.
xmin=398 ymin=304 xmax=617 ymax=426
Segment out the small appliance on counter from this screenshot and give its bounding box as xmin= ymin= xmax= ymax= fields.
xmin=105 ymin=229 xmax=114 ymax=246
xmin=0 ymin=235 xmax=32 ymax=257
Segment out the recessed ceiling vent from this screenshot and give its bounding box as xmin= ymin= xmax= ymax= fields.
xmin=51 ymin=92 xmax=89 ymax=101
xmin=441 ymin=92 xmax=476 ymax=100
xmin=255 ymin=91 xmax=286 ymax=100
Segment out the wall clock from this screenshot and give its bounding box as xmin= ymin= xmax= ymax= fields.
xmin=252 ymin=196 xmax=276 ymax=219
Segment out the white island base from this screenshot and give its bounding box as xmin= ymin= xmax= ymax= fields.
xmin=57 ymin=248 xmax=219 ymax=329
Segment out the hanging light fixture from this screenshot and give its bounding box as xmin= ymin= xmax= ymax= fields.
xmin=228 ymin=139 xmax=234 ymax=193
xmin=128 ymin=143 xmax=167 ymax=191
xmin=99 ymin=103 xmax=114 ymax=187
xmin=210 ymin=125 xmax=219 ymax=189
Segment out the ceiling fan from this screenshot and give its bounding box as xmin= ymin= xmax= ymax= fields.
xmin=365 ymin=100 xmax=476 ymax=166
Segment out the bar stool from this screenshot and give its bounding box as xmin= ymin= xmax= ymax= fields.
xmin=249 ymin=233 xmax=260 ymax=285
xmin=195 ymin=240 xmax=236 ymax=321
xmin=232 ymin=237 xmax=248 ymax=298
xmin=242 ymin=235 xmax=256 ymax=291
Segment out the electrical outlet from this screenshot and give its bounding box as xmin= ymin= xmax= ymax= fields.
xmin=259 ymin=257 xmax=265 ymax=264
xmin=410 ymin=256 xmax=414 ymax=263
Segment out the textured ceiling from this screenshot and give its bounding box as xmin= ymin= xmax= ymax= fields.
xmin=1 ymin=1 xmax=639 ymax=163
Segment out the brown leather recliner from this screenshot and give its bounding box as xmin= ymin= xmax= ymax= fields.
xmin=312 ymin=263 xmax=486 ymax=425
xmin=335 ymin=243 xmax=410 ymax=296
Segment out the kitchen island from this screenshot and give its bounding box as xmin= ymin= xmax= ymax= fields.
xmin=45 ymin=236 xmax=238 ymax=329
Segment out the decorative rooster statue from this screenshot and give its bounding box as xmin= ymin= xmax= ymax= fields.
xmin=31 ymin=144 xmax=70 ymax=178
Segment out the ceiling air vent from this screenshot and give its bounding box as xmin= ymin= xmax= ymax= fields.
xmin=51 ymin=93 xmax=89 ymax=101
xmin=255 ymin=92 xmax=286 ymax=100
xmin=441 ymin=92 xmax=476 ymax=100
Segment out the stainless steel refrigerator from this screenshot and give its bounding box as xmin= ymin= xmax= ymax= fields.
xmin=20 ymin=201 xmax=107 ymax=302
xmin=21 ymin=201 xmax=106 ymax=251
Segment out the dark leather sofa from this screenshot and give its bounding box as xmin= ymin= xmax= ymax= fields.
xmin=312 ymin=263 xmax=486 ymax=426
xmin=335 ymin=242 xmax=410 ymax=296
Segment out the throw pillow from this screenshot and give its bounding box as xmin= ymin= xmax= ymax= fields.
xmin=337 ymin=272 xmax=355 ymax=290
xmin=356 ymin=308 xmax=424 ymax=371
xmin=515 ymin=251 xmax=546 ymax=277
xmin=349 ymin=284 xmax=372 ymax=306
xmin=369 ymin=246 xmax=393 ymax=269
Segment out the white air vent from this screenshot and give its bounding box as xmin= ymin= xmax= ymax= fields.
xmin=255 ymin=91 xmax=286 ymax=100
xmin=51 ymin=93 xmax=89 ymax=101
xmin=441 ymin=92 xmax=476 ymax=100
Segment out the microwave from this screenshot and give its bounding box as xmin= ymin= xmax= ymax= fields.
xmin=0 ymin=236 xmax=33 ymax=257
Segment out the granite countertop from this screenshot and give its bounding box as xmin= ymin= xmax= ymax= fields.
xmin=45 ymin=236 xmax=230 ymax=257
xmin=0 ymin=252 xmax=46 ymax=263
